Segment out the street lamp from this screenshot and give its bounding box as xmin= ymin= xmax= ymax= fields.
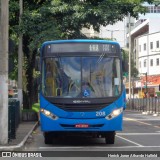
xmin=106 ymin=29 xmax=119 ymax=40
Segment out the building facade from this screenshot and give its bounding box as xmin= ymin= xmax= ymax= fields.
xmin=126 ymin=3 xmax=160 ymax=98
xmin=138 ymin=31 xmax=160 ymax=76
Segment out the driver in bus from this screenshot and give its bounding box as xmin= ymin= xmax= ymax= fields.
xmin=59 ymin=68 xmax=71 ymax=95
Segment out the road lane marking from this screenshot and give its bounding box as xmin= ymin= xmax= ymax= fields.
xmin=124 ymin=117 xmax=152 ymax=126
xmin=39 ymin=145 xmax=160 ymax=149
xmin=116 ymin=135 xmax=144 ymax=147
xmin=124 ymin=117 xmax=160 ymax=129
xmin=117 ymin=133 xmax=160 ymax=135
xmin=153 ymin=126 xmax=160 ymax=129
xmin=39 ymin=146 xmax=140 ymax=149
xmin=124 ymin=119 xmax=160 ymax=121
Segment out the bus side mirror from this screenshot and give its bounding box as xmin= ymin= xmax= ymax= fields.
xmin=35 ymin=56 xmax=40 ymax=71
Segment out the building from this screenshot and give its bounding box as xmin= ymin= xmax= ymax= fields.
xmin=127 ymin=3 xmax=160 ymax=98
xmin=134 ymin=31 xmax=160 ymax=97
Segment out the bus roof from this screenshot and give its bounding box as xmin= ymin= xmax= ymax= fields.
xmin=42 ymin=39 xmax=120 ymax=47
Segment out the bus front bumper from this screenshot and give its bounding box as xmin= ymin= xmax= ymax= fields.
xmin=40 ymin=112 xmax=123 ymax=132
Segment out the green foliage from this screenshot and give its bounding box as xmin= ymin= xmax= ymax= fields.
xmin=122 ymin=49 xmax=139 ymax=78
xmin=21 ymin=12 xmax=60 ymax=51
xmin=22 ymin=109 xmax=36 ymax=113
xmin=150 ymin=0 xmax=160 ymax=6
xmin=47 ymin=0 xmax=152 ymax=34
xmin=156 ymin=92 xmax=160 ymax=97
xmin=9 ymin=1 xmax=20 ymax=80
xmin=32 ymin=103 xmax=40 ymax=113
xmin=9 ymin=54 xmax=18 ymax=80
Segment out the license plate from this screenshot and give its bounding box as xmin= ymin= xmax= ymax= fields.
xmin=75 ymin=124 xmax=89 ymax=128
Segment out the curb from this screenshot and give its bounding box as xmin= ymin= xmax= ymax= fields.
xmin=0 ymin=121 xmax=38 ymax=151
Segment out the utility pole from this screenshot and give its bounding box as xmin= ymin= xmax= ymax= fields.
xmin=18 ymin=0 xmax=23 ymax=108
xmin=106 ymin=29 xmax=119 ymax=40
xmin=145 ymin=72 xmax=148 ymax=98
xmin=128 ymin=13 xmax=131 ymax=100
xmin=0 ymin=0 xmax=9 ymax=144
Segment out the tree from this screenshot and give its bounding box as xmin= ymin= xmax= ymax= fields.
xmin=122 ymin=49 xmax=138 ymax=78
xmin=8 ymin=1 xmax=19 ymax=81
xmin=20 ymin=6 xmax=61 ymax=108
xmin=40 ymin=0 xmax=154 ymax=37
xmin=9 ymin=0 xmax=156 ymax=108
xmin=9 ymin=0 xmax=61 ymax=108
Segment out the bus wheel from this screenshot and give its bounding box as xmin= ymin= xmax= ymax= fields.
xmin=105 ymin=131 xmax=115 ymax=144
xmin=44 ymin=132 xmax=53 ymax=144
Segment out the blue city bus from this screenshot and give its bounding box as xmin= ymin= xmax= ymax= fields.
xmin=40 ymin=39 xmax=126 ymax=144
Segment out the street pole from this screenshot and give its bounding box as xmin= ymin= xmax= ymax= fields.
xmin=111 ymin=31 xmax=113 ymax=40
xmin=145 ymin=72 xmax=148 ymax=97
xmin=128 ymin=13 xmax=131 ymax=100
xmin=106 ymin=29 xmax=119 ymax=41
xmin=18 ymin=0 xmax=23 ymax=108
xmin=0 ymin=0 xmax=9 ymax=144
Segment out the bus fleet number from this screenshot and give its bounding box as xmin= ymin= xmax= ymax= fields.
xmin=96 ymin=111 xmax=106 ymax=117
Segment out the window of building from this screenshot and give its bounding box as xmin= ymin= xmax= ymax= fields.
xmin=150 ymin=6 xmax=154 ymax=13
xmin=146 ymin=6 xmax=160 ymax=13
xmin=156 ymin=41 xmax=159 ymax=48
xmin=144 ymin=59 xmax=147 ymax=67
xmin=156 ymin=58 xmax=159 ymax=66
xmin=144 ymin=43 xmax=146 ymax=51
xmin=155 ymin=6 xmax=160 ymax=13
xmin=139 ymin=45 xmax=141 ymax=52
xmin=127 ymin=23 xmax=134 ymax=28
xmin=150 ymin=42 xmax=153 ymax=49
xmin=150 ymin=59 xmax=153 ymax=66
xmin=146 ymin=6 xmax=150 ymax=13
xmin=139 ymin=61 xmax=141 ymax=68
xmin=157 ymin=6 xmax=160 ymax=13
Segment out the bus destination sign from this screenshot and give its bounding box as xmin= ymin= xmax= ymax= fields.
xmin=46 ymin=43 xmax=117 ymax=54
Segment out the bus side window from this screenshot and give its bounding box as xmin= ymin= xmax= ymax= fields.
xmin=46 ymin=63 xmax=53 ymax=95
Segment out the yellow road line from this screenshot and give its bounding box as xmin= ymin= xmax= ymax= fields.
xmin=124 ymin=117 xmax=160 ymax=129
xmin=154 ymin=126 xmax=160 ymax=129
xmin=124 ymin=117 xmax=153 ymax=126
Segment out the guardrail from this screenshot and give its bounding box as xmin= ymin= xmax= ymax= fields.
xmin=127 ymin=98 xmax=160 ymax=115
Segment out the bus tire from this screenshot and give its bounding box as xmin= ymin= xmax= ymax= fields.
xmin=105 ymin=131 xmax=115 ymax=144
xmin=44 ymin=132 xmax=53 ymax=144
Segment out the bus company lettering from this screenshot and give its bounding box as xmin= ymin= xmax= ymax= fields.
xmin=73 ymin=100 xmax=91 ymax=104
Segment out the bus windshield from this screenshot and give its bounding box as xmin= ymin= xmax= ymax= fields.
xmin=42 ymin=55 xmax=121 ymax=98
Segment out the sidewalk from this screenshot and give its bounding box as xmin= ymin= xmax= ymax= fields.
xmin=0 ymin=121 xmax=38 ymax=151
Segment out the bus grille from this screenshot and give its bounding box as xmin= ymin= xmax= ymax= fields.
xmin=54 ymin=103 xmax=111 ymax=112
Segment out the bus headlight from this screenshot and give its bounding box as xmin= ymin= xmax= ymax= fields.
xmin=105 ymin=107 xmax=123 ymax=120
xmin=40 ymin=109 xmax=58 ymax=120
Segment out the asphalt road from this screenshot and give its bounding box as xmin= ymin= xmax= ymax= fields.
xmin=23 ymin=110 xmax=160 ymax=158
